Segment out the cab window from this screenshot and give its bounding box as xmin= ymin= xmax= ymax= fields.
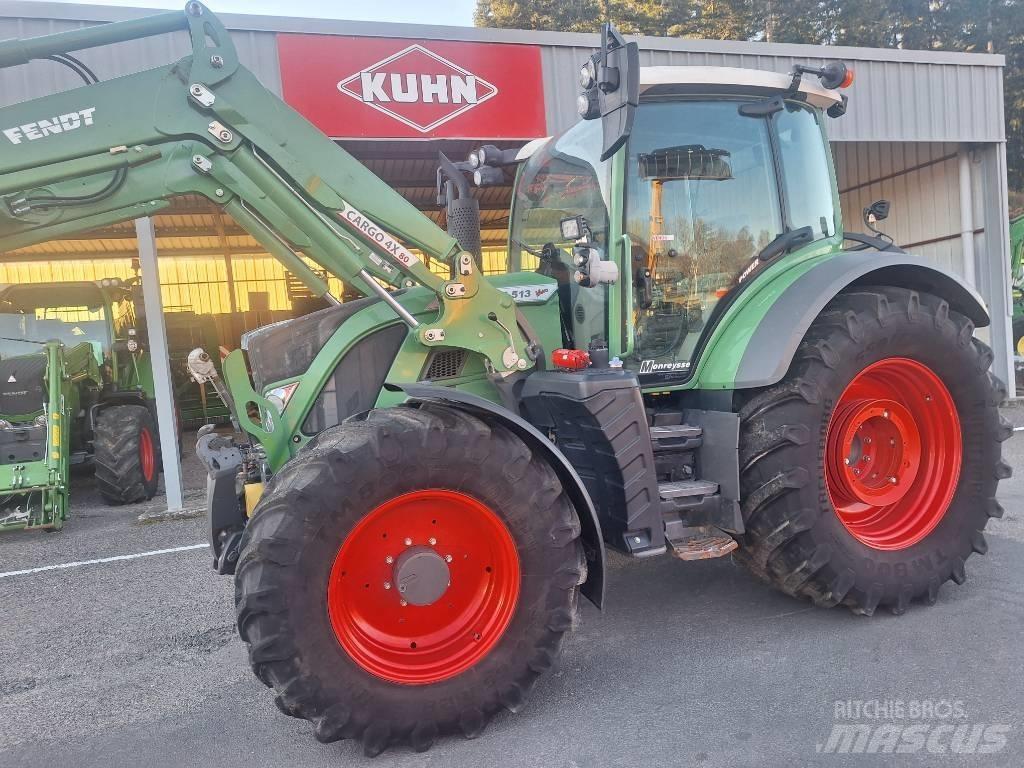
xmin=624 ymin=100 xmax=782 ymax=372
xmin=776 ymin=103 xmax=836 ymax=238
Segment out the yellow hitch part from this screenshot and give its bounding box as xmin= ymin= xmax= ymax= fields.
xmin=244 ymin=482 xmax=265 ymax=517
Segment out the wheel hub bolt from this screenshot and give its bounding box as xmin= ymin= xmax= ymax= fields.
xmin=883 ymin=410 xmax=890 ymax=418
xmin=854 ymin=468 xmax=861 ymax=476
xmin=429 ymin=537 xmax=437 ymax=546
xmin=445 ymin=554 xmax=453 ymax=563
xmin=404 ymin=537 xmax=413 ymax=546
xmin=844 ymin=458 xmax=850 ymax=465
xmin=889 ymin=476 xmax=897 ymax=484
xmin=385 ymin=556 xmax=394 ymax=564
xmin=863 ymin=456 xmax=871 ymax=462
xmin=384 ymin=582 xmax=392 ymax=590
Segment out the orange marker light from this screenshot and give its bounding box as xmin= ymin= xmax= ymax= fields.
xmin=841 ymin=68 xmax=855 ymax=89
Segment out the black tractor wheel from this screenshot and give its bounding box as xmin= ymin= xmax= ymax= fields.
xmin=234 ymin=404 xmax=585 ymax=755
xmin=735 ymin=287 xmax=1012 ymax=615
xmin=94 ymin=404 xmax=160 ymax=505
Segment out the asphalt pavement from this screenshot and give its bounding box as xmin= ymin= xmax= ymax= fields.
xmin=1 ymin=420 xmax=1022 ymax=768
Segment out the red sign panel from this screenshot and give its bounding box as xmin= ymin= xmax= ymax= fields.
xmin=277 ymin=35 xmax=547 ymax=140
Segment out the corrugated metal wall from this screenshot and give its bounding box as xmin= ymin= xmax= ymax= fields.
xmin=835 ymin=142 xmax=964 ymax=274
xmin=0 ymin=15 xmax=280 ymax=109
xmin=0 ymin=2 xmax=1004 ymax=143
xmin=541 ymin=46 xmax=1005 ymax=142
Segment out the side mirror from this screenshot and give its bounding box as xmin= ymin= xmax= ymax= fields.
xmin=863 ymin=200 xmax=894 ymax=245
xmin=865 ymin=199 xmax=890 ymax=223
xmin=577 ymin=22 xmax=639 ymax=161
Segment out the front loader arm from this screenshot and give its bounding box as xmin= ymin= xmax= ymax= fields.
xmin=0 ymin=2 xmax=533 ymax=374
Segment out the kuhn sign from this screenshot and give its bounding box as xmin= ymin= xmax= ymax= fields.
xmin=277 ymin=36 xmax=545 ymax=139
xmin=338 ymin=45 xmax=498 ymax=133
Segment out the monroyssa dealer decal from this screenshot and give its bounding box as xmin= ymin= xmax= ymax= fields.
xmin=277 ymin=35 xmax=546 ymax=140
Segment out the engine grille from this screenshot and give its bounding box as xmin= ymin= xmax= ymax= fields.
xmin=424 ymin=349 xmax=467 ymax=380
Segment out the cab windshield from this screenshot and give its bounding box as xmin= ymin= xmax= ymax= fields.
xmin=0 ymin=284 xmax=109 ymax=363
xmin=509 ymin=118 xmax=612 ymax=348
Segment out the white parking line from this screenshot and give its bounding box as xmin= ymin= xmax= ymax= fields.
xmin=0 ymin=543 xmax=208 ymax=579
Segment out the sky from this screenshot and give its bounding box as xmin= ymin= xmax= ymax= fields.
xmin=17 ymin=0 xmax=478 ymax=26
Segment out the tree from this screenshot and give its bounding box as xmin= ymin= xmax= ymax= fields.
xmin=474 ymin=0 xmax=691 ymax=35
xmin=476 ymin=0 xmax=1024 ymax=188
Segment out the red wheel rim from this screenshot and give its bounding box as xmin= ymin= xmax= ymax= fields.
xmin=825 ymin=357 xmax=962 ymax=551
xmin=139 ymin=428 xmax=155 ymax=482
xmin=327 ymin=490 xmax=520 ymax=685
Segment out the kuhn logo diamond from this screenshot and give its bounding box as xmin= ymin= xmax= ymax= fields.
xmin=337 ymin=44 xmax=498 ymax=133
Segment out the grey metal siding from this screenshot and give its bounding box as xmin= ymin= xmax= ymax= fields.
xmin=0 ymin=1 xmax=1005 ymax=143
xmin=0 ymin=16 xmax=282 ymax=109
xmin=540 ymin=45 xmax=1004 ymax=141
xmin=835 ymin=142 xmax=963 ymax=274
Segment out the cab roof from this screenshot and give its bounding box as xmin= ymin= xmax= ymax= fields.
xmin=639 ymin=66 xmax=843 ymax=109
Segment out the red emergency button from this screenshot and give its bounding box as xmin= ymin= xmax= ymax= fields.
xmin=551 ymin=349 xmax=591 ymax=370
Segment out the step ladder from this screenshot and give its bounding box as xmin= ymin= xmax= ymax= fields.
xmin=653 ymin=422 xmax=739 ymax=561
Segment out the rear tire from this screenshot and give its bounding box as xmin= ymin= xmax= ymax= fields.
xmin=234 ymin=404 xmax=585 ymax=755
xmin=94 ymin=404 xmax=160 ymax=505
xmin=735 ymin=287 xmax=1011 ymax=615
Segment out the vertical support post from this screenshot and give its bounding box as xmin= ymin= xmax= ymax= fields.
xmin=959 ymin=146 xmax=977 ymax=288
xmin=977 ymin=144 xmax=1015 ymax=398
xmin=215 ymin=214 xmax=239 ymax=314
xmin=134 ymin=217 xmax=184 ymax=511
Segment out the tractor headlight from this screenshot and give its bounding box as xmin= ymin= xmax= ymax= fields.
xmin=577 ymin=90 xmax=599 ymax=120
xmin=580 ymin=59 xmax=597 ymax=89
xmin=265 ymin=382 xmax=299 ymax=413
xmin=34 ymin=414 xmax=47 ymax=428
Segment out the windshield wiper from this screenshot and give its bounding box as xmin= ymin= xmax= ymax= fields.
xmin=758 ymin=226 xmax=814 ymax=262
xmin=512 ymin=239 xmax=565 ymax=263
xmin=511 ymin=238 xmax=545 ymax=258
xmin=0 ymin=336 xmax=47 ymax=345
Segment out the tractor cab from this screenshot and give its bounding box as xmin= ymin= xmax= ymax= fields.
xmin=509 ymin=64 xmax=849 ymax=380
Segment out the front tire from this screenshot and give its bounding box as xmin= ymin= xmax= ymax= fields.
xmin=735 ymin=287 xmax=1012 ymax=615
xmin=234 ymin=404 xmax=585 ymax=755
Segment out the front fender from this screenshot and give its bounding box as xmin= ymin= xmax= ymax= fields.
xmin=391 ymin=382 xmax=606 ymax=610
xmin=699 ymin=249 xmax=989 ymax=390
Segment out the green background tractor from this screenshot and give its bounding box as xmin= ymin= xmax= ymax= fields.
xmin=0 ymin=279 xmax=164 ymax=530
xmin=0 ymin=5 xmax=1011 ymax=754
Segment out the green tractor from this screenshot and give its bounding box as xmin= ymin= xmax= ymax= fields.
xmin=0 ymin=5 xmax=1010 ymax=753
xmin=0 ymin=279 xmax=162 ymax=530
xmin=1010 ymin=214 xmax=1024 ymax=349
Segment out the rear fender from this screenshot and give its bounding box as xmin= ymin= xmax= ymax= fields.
xmin=391 ymin=382 xmax=606 ymax=610
xmin=715 ymin=251 xmax=989 ymax=390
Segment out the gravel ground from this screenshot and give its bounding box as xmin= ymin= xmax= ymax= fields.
xmin=0 ymin=422 xmax=1022 ymax=768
